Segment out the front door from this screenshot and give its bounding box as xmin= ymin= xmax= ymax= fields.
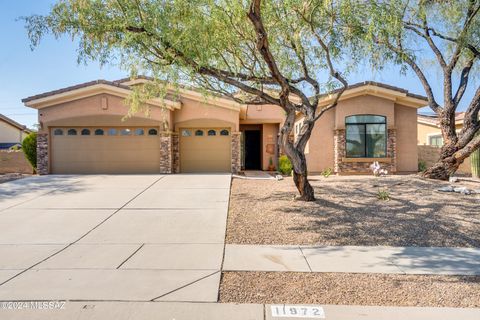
xmin=244 ymin=130 xmax=261 ymax=170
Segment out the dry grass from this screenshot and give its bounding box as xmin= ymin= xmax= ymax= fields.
xmin=226 ymin=175 xmax=480 ymax=247
xmin=219 ymin=272 xmax=480 ymax=307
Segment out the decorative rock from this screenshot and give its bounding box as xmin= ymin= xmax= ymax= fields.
xmin=275 ymin=175 xmax=284 ymax=181
xmin=454 ymin=187 xmax=471 ymax=195
xmin=437 ymin=186 xmax=454 ymax=192
xmin=449 ymin=177 xmax=459 ymax=183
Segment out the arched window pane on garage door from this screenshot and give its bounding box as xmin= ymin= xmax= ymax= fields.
xmin=148 ymin=128 xmax=158 ymax=135
xmin=53 ymin=129 xmax=64 ymax=136
xmin=81 ymin=129 xmax=91 ymax=136
xmin=195 ymin=130 xmax=204 ymax=136
xmin=135 ymin=128 xmax=144 ymax=136
xmin=220 ymin=129 xmax=229 ymax=136
xmin=208 ymin=130 xmax=216 ymax=136
xmin=120 ymin=129 xmax=132 ymax=136
xmin=182 ymin=129 xmax=191 ymax=137
xmin=67 ymin=129 xmax=77 ymax=136
xmin=108 ymin=128 xmax=117 ymax=135
xmin=95 ymin=129 xmax=104 ymax=136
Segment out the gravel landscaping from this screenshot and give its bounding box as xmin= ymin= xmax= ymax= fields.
xmin=226 ymin=175 xmax=480 ymax=247
xmin=219 ymin=272 xmax=480 ymax=307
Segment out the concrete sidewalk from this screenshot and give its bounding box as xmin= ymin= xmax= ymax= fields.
xmin=223 ymin=245 xmax=480 ymax=275
xmin=1 ymin=302 xmax=479 ymax=320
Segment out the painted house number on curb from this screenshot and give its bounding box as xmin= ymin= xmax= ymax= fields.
xmin=271 ymin=305 xmax=325 ymax=318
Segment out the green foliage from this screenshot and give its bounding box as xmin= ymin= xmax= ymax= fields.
xmin=321 ymin=167 xmax=333 ymax=178
xmin=22 ymin=132 xmax=37 ymax=170
xmin=21 ymin=0 xmax=362 ymax=113
xmin=418 ymin=160 xmax=427 ymax=172
xmin=377 ymin=189 xmax=390 ymax=201
xmin=278 ymin=155 xmax=293 ymax=176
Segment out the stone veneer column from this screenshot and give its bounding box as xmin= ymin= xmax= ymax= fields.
xmin=159 ymin=132 xmax=173 ymax=174
xmin=172 ymin=133 xmax=180 ymax=173
xmin=36 ymin=133 xmax=49 ymax=175
xmin=387 ymin=129 xmax=397 ymax=173
xmin=333 ymin=129 xmax=345 ymax=174
xmin=231 ymin=132 xmax=241 ymax=174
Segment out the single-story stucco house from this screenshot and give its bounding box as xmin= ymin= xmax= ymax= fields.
xmin=0 ymin=114 xmax=31 ymax=150
xmin=22 ymin=77 xmax=428 ymax=175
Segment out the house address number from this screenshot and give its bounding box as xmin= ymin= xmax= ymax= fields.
xmin=271 ymin=305 xmax=325 ymax=318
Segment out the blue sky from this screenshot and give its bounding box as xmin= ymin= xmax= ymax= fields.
xmin=0 ymin=1 xmax=474 ymax=129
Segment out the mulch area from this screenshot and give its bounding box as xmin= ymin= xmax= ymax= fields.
xmin=226 ymin=175 xmax=480 ymax=247
xmin=219 ymin=272 xmax=480 ymax=307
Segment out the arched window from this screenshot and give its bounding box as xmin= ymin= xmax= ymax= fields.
xmin=134 ymin=128 xmax=145 ymax=136
xmin=148 ymin=128 xmax=158 ymax=135
xmin=345 ymin=115 xmax=386 ymax=158
xmin=195 ymin=130 xmax=204 ymax=136
xmin=53 ymin=129 xmax=64 ymax=136
xmin=182 ymin=129 xmax=191 ymax=137
xmin=208 ymin=129 xmax=216 ymax=136
xmin=220 ymin=129 xmax=229 ymax=136
xmin=67 ymin=129 xmax=77 ymax=136
xmin=95 ymin=129 xmax=104 ymax=136
xmin=108 ymin=128 xmax=117 ymax=136
xmin=120 ymin=128 xmax=132 ymax=136
xmin=81 ymin=129 xmax=91 ymax=136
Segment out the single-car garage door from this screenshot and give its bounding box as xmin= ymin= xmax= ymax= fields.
xmin=51 ymin=127 xmax=161 ymax=174
xmin=180 ymin=128 xmax=231 ymax=173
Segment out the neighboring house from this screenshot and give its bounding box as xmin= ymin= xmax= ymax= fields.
xmin=417 ymin=112 xmax=471 ymax=174
xmin=0 ymin=114 xmax=31 ymax=150
xmin=23 ymin=78 xmax=427 ymax=175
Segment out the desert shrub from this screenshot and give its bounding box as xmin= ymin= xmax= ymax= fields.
xmin=418 ymin=160 xmax=427 ymax=172
xmin=278 ymin=155 xmax=293 ymax=175
xmin=321 ymin=167 xmax=333 ymax=177
xmin=377 ymin=189 xmax=390 ymax=201
xmin=22 ymin=132 xmax=37 ymax=170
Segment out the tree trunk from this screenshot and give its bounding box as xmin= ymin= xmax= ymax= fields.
xmin=423 ymin=142 xmax=463 ymax=180
xmin=292 ymin=163 xmax=315 ymax=202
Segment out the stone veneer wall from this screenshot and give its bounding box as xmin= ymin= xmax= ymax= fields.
xmin=159 ymin=133 xmax=173 ymax=174
xmin=231 ymin=132 xmax=241 ymax=173
xmin=334 ymin=128 xmax=397 ymax=174
xmin=172 ymin=133 xmax=180 ymax=173
xmin=37 ymin=133 xmax=49 ymax=175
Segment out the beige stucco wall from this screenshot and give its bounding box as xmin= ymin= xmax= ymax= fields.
xmin=173 ymin=97 xmax=239 ymax=131
xmin=0 ymin=121 xmax=25 ymax=143
xmin=243 ymin=104 xmax=285 ymax=124
xmin=395 ymin=104 xmax=418 ymax=172
xmin=38 ymin=94 xmax=171 ymax=133
xmin=417 ymin=122 xmax=441 ymax=145
xmin=262 ymin=123 xmax=279 ymax=170
xmin=303 ymin=108 xmax=335 ymax=173
xmin=335 ymin=95 xmax=395 ymax=129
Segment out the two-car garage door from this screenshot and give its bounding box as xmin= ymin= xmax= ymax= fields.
xmin=51 ymin=127 xmax=161 ymax=174
xmin=50 ymin=126 xmax=232 ymax=174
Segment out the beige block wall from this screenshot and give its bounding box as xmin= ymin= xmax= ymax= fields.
xmin=418 ymin=145 xmax=472 ymax=174
xmin=0 ymin=151 xmax=34 ymax=174
xmin=0 ymin=122 xmax=25 ymax=143
xmin=395 ymin=104 xmax=418 ymax=172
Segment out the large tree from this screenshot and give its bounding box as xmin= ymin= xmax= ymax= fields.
xmin=24 ymin=0 xmax=360 ymax=200
xmin=356 ymin=0 xmax=480 ymax=180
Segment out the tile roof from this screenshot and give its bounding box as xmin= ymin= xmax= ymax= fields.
xmin=0 ymin=114 xmax=31 ymax=132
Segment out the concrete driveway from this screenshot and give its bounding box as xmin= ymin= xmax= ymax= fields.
xmin=0 ymin=174 xmax=231 ymax=302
